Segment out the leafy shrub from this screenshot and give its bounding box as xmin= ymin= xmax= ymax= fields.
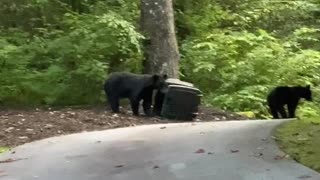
xmin=0 ymin=12 xmax=143 ymax=106
xmin=181 ymin=29 xmax=320 ymax=117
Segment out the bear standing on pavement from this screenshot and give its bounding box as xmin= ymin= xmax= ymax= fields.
xmin=104 ymin=72 xmax=168 ymax=116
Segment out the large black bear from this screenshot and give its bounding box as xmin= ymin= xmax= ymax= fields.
xmin=104 ymin=72 xmax=168 ymax=116
xmin=267 ymin=85 xmax=312 ymax=119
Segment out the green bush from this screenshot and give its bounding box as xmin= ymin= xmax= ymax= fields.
xmin=1 ymin=0 xmax=320 ymax=120
xmin=0 ymin=12 xmax=143 ymax=106
xmin=181 ymin=29 xmax=320 ymax=117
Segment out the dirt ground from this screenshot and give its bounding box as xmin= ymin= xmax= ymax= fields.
xmin=0 ymin=106 xmax=250 ymax=147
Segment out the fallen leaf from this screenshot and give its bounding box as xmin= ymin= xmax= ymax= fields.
xmin=230 ymin=149 xmax=239 ymax=153
xmin=44 ymin=124 xmax=54 ymax=129
xmin=271 ymin=136 xmax=278 ymax=140
xmin=253 ymin=153 xmax=264 ymax=157
xmin=5 ymin=127 xmax=15 ymax=133
xmin=114 ymin=165 xmax=124 ymax=168
xmin=112 ymin=114 xmax=119 ymax=118
xmin=274 ymin=154 xmax=286 ymax=160
xmin=194 ymin=149 xmax=205 ymax=153
xmin=18 ymin=136 xmax=29 ymax=140
xmin=153 ymin=165 xmax=159 ymax=169
xmin=160 ymin=126 xmax=166 ymax=129
xmin=298 ymin=175 xmax=312 ymax=179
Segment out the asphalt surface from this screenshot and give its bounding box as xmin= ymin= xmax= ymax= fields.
xmin=0 ymin=120 xmax=319 ymax=180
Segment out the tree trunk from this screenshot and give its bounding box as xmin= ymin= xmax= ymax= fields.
xmin=140 ymin=0 xmax=180 ymax=78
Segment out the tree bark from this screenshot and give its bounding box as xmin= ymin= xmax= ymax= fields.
xmin=140 ymin=0 xmax=180 ymax=78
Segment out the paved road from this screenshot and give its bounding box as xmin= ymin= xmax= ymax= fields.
xmin=0 ymin=120 xmax=319 ymax=180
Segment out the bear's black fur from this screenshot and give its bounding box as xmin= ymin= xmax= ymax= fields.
xmin=153 ymin=90 xmax=165 ymax=116
xmin=267 ymin=85 xmax=312 ymax=119
xmin=104 ymin=72 xmax=168 ymax=116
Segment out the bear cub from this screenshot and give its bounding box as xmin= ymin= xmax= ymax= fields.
xmin=267 ymin=85 xmax=312 ymax=119
xmin=104 ymin=72 xmax=168 ymax=116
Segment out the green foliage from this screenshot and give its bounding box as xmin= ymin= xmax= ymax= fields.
xmin=2 ymin=0 xmax=320 ymax=118
xmin=0 ymin=11 xmax=143 ymax=106
xmin=174 ymin=0 xmax=320 ymax=118
xmin=174 ymin=0 xmax=230 ymax=38
xmin=181 ymin=28 xmax=320 ymax=117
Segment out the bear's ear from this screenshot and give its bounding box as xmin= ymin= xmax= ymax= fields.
xmin=152 ymin=74 xmax=160 ymax=82
xmin=306 ymin=85 xmax=311 ymax=89
xmin=163 ymin=74 xmax=168 ymax=79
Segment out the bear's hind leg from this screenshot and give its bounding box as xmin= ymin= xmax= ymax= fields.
xmin=108 ymin=95 xmax=120 ymax=113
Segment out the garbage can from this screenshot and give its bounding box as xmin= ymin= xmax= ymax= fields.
xmin=153 ymin=79 xmax=202 ymax=120
xmin=153 ymin=78 xmax=194 ymax=116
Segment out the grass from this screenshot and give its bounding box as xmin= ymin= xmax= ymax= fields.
xmin=0 ymin=147 xmax=10 ymax=154
xmin=275 ymin=118 xmax=320 ymax=172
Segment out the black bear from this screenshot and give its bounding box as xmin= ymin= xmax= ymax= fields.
xmin=104 ymin=72 xmax=168 ymax=116
xmin=267 ymin=85 xmax=312 ymax=119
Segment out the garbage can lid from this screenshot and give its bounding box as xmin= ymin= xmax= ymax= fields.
xmin=168 ymin=84 xmax=202 ymax=94
xmin=165 ymin=78 xmax=194 ymax=87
